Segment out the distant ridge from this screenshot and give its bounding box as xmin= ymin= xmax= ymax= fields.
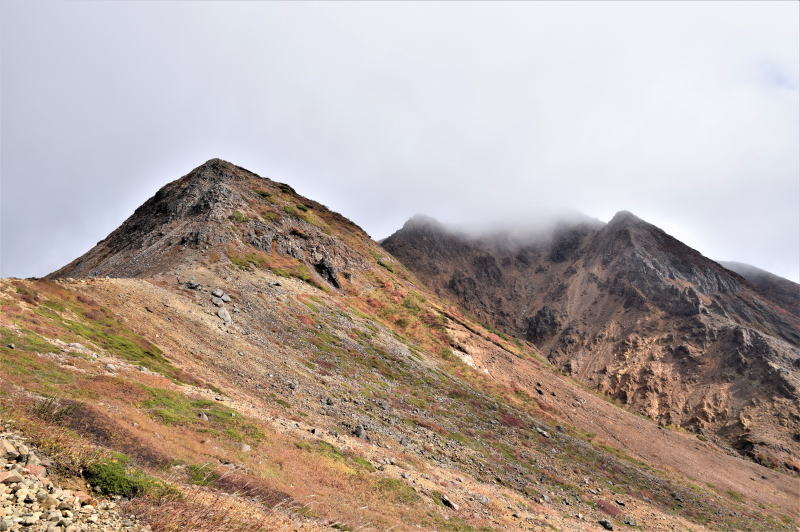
xmin=383 ymin=212 xmax=800 ymax=472
xmin=720 ymin=260 xmax=800 ymax=316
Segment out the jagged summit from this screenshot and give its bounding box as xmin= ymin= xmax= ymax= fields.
xmin=402 ymin=213 xmax=445 ymax=231
xmin=608 ymin=209 xmax=640 ymax=224
xmin=383 ymin=210 xmax=800 ymax=471
xmin=48 ymin=160 xmax=368 ymax=282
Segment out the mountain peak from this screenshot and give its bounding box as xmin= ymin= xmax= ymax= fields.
xmin=47 ymin=160 xmax=369 ymax=282
xmin=608 ymin=210 xmax=647 ymax=227
xmin=183 ymin=158 xmax=255 ymax=184
xmin=402 ymin=214 xmax=445 ymax=231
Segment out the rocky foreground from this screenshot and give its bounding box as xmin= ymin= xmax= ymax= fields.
xmin=0 ymin=422 xmax=146 ymax=532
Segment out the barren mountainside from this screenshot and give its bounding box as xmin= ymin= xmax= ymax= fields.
xmin=719 ymin=261 xmax=800 ymax=317
xmin=382 ymin=213 xmax=800 ymax=474
xmin=0 ymin=159 xmax=797 ymax=531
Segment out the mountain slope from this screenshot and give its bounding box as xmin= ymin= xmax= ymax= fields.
xmin=382 ymin=212 xmax=800 ymax=474
xmin=720 ymin=261 xmax=800 ymax=316
xmin=0 ymin=160 xmax=796 ymax=530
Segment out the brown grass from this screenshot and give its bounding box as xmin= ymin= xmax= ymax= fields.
xmin=595 ymin=499 xmax=624 ymax=517
xmin=122 ymin=488 xmax=300 ymax=532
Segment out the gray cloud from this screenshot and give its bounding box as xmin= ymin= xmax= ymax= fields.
xmin=1 ymin=1 xmax=798 ymax=280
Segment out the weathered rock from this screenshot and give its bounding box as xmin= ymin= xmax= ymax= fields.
xmin=598 ymin=519 xmax=614 ymax=530
xmin=217 ymin=307 xmax=232 ymax=324
xmin=21 ymin=514 xmax=39 ymax=526
xmin=0 ymin=472 xmax=23 ymax=484
xmin=0 ymin=439 xmax=18 ymax=460
xmin=441 ymin=494 xmax=459 ymax=510
xmin=473 ymin=494 xmax=490 ymax=505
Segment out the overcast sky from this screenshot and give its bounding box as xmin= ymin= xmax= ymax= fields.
xmin=1 ymin=1 xmax=798 ymax=281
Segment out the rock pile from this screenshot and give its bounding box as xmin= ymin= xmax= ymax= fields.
xmin=0 ymin=424 xmax=147 ymax=532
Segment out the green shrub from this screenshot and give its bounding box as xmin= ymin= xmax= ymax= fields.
xmin=85 ymin=454 xmax=171 ymax=498
xmin=230 ymin=211 xmax=248 ymax=223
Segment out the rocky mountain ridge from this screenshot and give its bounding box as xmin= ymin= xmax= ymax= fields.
xmin=382 ymin=211 xmax=800 ymax=473
xmin=49 ymin=158 xmax=369 ymax=286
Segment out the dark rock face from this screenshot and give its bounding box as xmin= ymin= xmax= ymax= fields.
xmin=48 ymin=158 xmax=368 ymax=287
xmin=525 ymin=306 xmax=561 ymax=343
xmin=314 ymin=258 xmax=341 ymax=289
xmin=382 ymin=211 xmax=800 ymax=470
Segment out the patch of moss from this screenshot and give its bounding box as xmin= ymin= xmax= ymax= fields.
xmin=294 ymin=439 xmax=375 ymax=473
xmin=227 ymin=249 xmax=327 ymax=290
xmin=187 ymin=463 xmax=221 ymax=486
xmin=230 ymin=211 xmax=248 ymax=223
xmin=375 ymin=477 xmax=419 ymax=504
xmin=0 ymin=326 xmax=60 ymax=353
xmin=283 ymin=205 xmax=302 ymax=218
xmin=85 ymin=453 xmax=173 ymax=498
xmin=429 ymin=489 xmax=446 ymax=507
xmin=261 ymin=210 xmax=280 ymax=223
xmin=0 ymin=348 xmax=75 ymax=393
xmin=727 ymin=489 xmax=744 ymax=503
xmin=58 ymin=315 xmax=176 ymax=379
xmin=140 ymin=386 xmax=264 ymax=443
xmin=27 ymin=300 xmax=181 ymax=381
xmin=41 ymin=299 xmax=66 ymax=312
xmin=268 ymin=393 xmax=290 ymax=408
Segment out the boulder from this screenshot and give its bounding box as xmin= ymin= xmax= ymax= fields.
xmin=0 ymin=472 xmax=23 ymax=484
xmin=441 ymin=494 xmax=459 ymax=510
xmin=217 ymin=307 xmax=232 ymax=324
